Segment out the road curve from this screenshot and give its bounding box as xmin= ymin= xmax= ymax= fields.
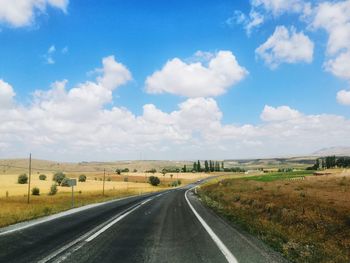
xmin=0 ymin=184 xmax=287 ymax=263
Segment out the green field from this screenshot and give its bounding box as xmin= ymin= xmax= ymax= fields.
xmin=245 ymin=170 xmax=315 ymax=182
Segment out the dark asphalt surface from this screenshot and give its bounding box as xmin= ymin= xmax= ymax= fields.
xmin=0 ymin=183 xmax=288 ymax=263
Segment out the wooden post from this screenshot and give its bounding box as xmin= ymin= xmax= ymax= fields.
xmin=102 ymin=168 xmax=106 ymax=196
xmin=27 ymin=153 xmax=32 ymax=204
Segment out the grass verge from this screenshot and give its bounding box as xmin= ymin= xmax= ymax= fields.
xmin=198 ymin=172 xmax=350 ymax=263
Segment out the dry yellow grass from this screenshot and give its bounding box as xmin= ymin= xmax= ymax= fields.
xmin=0 ymin=187 xmax=166 ymax=228
xmin=199 ymin=172 xmax=350 ymax=263
xmin=0 ymin=173 xmax=157 ymax=197
xmin=0 ymin=171 xmax=209 ymax=197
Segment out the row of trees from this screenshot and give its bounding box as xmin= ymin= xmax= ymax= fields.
xmin=312 ymin=156 xmax=350 ymax=169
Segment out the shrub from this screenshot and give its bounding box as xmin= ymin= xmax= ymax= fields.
xmin=146 ymin=169 xmax=157 ymax=174
xmin=78 ymin=174 xmax=87 ymax=182
xmin=121 ymin=168 xmax=129 ymax=173
xmin=133 ymin=169 xmax=137 ymax=172
xmin=53 ymin=172 xmax=66 ymax=185
xmin=115 ymin=169 xmax=121 ymax=175
xmin=107 ymin=177 xmax=111 ymax=181
xmin=39 ymin=174 xmax=47 ymax=181
xmin=149 ymin=176 xmax=160 ymax=186
xmin=17 ymin=174 xmax=28 ymax=184
xmin=124 ymin=177 xmax=129 ymax=182
xmin=49 ymin=184 xmax=58 ymax=195
xmin=31 ymin=187 xmax=40 ymax=195
xmin=60 ymin=178 xmax=70 ymax=187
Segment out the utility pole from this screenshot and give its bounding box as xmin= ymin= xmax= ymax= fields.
xmin=102 ymin=168 xmax=106 ymax=196
xmin=27 ymin=153 xmax=32 ymax=204
xmin=71 ymin=184 xmax=74 ymax=208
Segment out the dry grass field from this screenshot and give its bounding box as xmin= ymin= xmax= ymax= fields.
xmin=0 ymin=158 xmax=212 ymax=228
xmin=199 ymin=170 xmax=350 ymax=263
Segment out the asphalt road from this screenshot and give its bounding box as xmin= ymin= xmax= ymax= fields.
xmin=0 ymin=183 xmax=288 ymax=263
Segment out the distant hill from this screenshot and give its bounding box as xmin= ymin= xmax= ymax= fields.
xmin=313 ymin=147 xmax=350 ymax=156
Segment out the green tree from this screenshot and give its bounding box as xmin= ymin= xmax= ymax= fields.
xmin=79 ymin=174 xmax=87 ymax=182
xmin=53 ymin=172 xmax=66 ymax=185
xmin=197 ymin=160 xmax=201 ymax=172
xmin=193 ymin=162 xmax=197 ymax=172
xmin=148 ymin=176 xmax=160 ymax=186
xmin=17 ymin=174 xmax=28 ymax=184
xmin=204 ymin=160 xmax=209 ymax=172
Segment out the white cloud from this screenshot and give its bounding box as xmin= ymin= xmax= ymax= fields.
xmin=325 ymin=51 xmax=350 ymax=80
xmin=337 ymin=89 xmax=350 ymax=105
xmin=256 ymin=26 xmax=314 ymax=68
xmin=311 ymin=0 xmax=350 ymax=56
xmin=97 ymin=56 xmax=132 ymax=90
xmin=145 ymin=50 xmax=248 ymax=97
xmin=45 ymin=45 xmax=56 ymax=64
xmin=252 ymin=0 xmax=310 ymax=16
xmin=0 ymin=79 xmax=15 ymax=109
xmin=1 ymin=56 xmax=350 ymax=161
xmin=231 ymin=0 xmax=311 ymax=34
xmin=260 ymin=105 xmax=302 ymax=121
xmin=309 ymin=0 xmax=350 ymax=104
xmin=48 ymin=45 xmax=56 ymax=54
xmin=0 ymin=0 xmax=69 ymax=28
xmin=227 ymin=10 xmax=264 ymax=35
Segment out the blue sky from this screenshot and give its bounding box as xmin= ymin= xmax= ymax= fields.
xmin=0 ymin=0 xmax=350 ymax=161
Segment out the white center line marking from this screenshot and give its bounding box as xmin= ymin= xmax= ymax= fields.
xmin=185 ymin=187 xmax=238 ymax=263
xmin=86 ymin=198 xmax=152 ymax=242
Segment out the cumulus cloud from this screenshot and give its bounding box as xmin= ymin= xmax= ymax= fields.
xmin=325 ymin=51 xmax=350 ymax=80
xmin=260 ymin=105 xmax=301 ymax=121
xmin=309 ymin=0 xmax=350 ymax=105
xmin=1 ymin=55 xmax=350 ymax=160
xmin=0 ymin=79 xmax=15 ymax=109
xmin=145 ymin=50 xmax=248 ymax=97
xmin=0 ymin=0 xmax=69 ymax=27
xmin=311 ymin=0 xmax=350 ymax=56
xmin=337 ymin=90 xmax=350 ymax=105
xmin=256 ymin=26 xmax=314 ymax=69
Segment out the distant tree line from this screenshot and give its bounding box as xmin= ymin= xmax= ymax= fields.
xmin=310 ymin=156 xmax=350 ymax=170
xmin=190 ymin=160 xmax=245 ymax=173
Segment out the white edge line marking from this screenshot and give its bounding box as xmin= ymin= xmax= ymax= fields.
xmin=86 ymin=198 xmax=152 ymax=242
xmin=0 ymin=194 xmax=140 ymax=236
xmin=185 ymin=187 xmax=238 ymax=263
xmin=38 ymin=197 xmax=154 ymax=263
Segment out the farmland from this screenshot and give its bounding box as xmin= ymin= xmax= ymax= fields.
xmin=0 ymin=159 xmax=210 ymax=227
xmin=198 ymin=170 xmax=350 ymax=262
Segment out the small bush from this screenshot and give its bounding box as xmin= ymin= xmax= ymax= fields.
xmin=124 ymin=177 xmax=128 ymax=182
xmin=31 ymin=187 xmax=40 ymax=195
xmin=49 ymin=184 xmax=58 ymax=195
xmin=17 ymin=174 xmax=28 ymax=184
xmin=53 ymin=172 xmax=66 ymax=185
xmin=78 ymin=174 xmax=87 ymax=182
xmin=149 ymin=176 xmax=160 ymax=186
xmin=133 ymin=169 xmax=137 ymax=172
xmin=107 ymin=177 xmax=111 ymax=181
xmin=39 ymin=174 xmax=47 ymax=181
